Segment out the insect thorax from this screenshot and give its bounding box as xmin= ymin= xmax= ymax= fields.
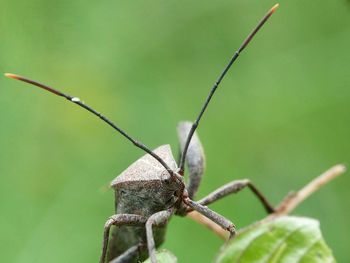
xmin=111 ymin=144 xmax=179 ymax=216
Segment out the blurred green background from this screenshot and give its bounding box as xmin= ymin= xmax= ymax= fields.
xmin=0 ymin=0 xmax=349 ymax=262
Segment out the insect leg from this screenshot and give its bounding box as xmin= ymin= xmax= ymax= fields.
xmin=197 ymin=179 xmax=275 ymax=213
xmin=145 ymin=209 xmax=173 ymax=263
xmin=183 ymin=198 xmax=236 ymax=240
xmin=177 ymin=121 xmax=205 ymax=200
xmin=109 ymin=242 xmax=144 ymax=263
xmin=100 ymin=214 xmax=147 ymax=263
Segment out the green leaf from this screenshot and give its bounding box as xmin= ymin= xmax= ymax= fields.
xmin=143 ymin=250 xmax=177 ymax=263
xmin=215 ymin=216 xmax=336 ymax=263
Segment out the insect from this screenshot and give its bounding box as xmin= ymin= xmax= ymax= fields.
xmin=6 ymin=4 xmax=278 ymax=263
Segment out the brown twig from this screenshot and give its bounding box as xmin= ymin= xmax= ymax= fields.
xmin=272 ymin=164 xmax=346 ymax=217
xmin=187 ymin=164 xmax=346 ymax=240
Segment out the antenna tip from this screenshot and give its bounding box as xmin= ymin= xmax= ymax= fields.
xmin=271 ymin=4 xmax=279 ymax=13
xmin=336 ymin=164 xmax=346 ymax=173
xmin=4 ymin=73 xmax=20 ymax=79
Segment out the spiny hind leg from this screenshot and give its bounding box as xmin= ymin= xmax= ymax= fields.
xmin=197 ymin=179 xmax=275 ymax=213
xmin=100 ymin=214 xmax=147 ymax=263
xmin=145 ymin=209 xmax=173 ymax=263
xmin=177 ymin=121 xmax=205 ymax=200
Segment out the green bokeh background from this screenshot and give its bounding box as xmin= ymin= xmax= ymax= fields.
xmin=0 ymin=0 xmax=349 ymax=262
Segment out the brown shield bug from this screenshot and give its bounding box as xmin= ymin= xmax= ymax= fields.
xmin=5 ymin=4 xmax=279 ymax=263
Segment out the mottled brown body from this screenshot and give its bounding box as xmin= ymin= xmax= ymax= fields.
xmin=107 ymin=145 xmax=178 ymax=262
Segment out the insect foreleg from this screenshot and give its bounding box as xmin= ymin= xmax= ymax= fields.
xmin=145 ymin=209 xmax=173 ymax=263
xmin=183 ymin=198 xmax=236 ymax=240
xmin=197 ymin=179 xmax=275 ymax=213
xmin=100 ymin=214 xmax=147 ymax=263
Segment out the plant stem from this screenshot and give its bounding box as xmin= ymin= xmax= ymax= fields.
xmin=187 ymin=211 xmax=229 ymax=241
xmin=187 ymin=164 xmax=346 ymax=240
xmin=273 ymin=164 xmax=345 ymax=217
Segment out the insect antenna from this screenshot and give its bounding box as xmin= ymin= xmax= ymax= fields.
xmin=178 ymin=4 xmax=279 ymax=174
xmin=5 ymin=73 xmax=175 ymax=177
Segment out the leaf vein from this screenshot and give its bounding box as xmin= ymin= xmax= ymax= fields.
xmin=262 ymin=223 xmax=309 ymax=263
xmin=295 ymin=235 xmax=322 ymax=263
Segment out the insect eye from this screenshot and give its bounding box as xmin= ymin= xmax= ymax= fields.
xmin=161 ymin=171 xmax=172 ymax=185
xmin=164 ymin=178 xmax=170 ymax=184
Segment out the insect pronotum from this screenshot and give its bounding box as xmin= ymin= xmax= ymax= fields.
xmin=6 ymin=4 xmax=279 ymax=263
